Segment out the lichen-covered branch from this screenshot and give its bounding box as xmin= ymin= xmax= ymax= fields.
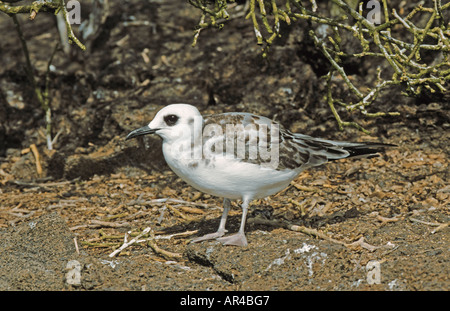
xmin=0 ymin=0 xmax=59 ymax=14
xmin=189 ymin=0 xmax=449 ymax=133
xmin=0 ymin=0 xmax=85 ymax=50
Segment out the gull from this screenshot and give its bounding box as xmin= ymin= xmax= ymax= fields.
xmin=126 ymin=104 xmax=394 ymax=247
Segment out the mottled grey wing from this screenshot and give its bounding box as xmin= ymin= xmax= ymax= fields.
xmin=203 ymin=112 xmax=394 ymax=171
xmin=202 ymin=112 xmax=282 ymax=167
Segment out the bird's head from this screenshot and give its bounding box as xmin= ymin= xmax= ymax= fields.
xmin=126 ymin=104 xmax=203 ymax=143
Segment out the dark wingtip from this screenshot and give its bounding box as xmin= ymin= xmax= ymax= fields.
xmin=345 ymin=142 xmax=396 ymax=158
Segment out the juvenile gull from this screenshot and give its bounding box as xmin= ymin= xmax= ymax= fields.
xmin=126 ymin=104 xmax=394 ymax=247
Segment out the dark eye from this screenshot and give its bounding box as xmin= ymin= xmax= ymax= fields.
xmin=164 ymin=114 xmax=179 ymax=126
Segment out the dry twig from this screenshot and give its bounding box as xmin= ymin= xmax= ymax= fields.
xmin=107 ymin=227 xmax=189 ymax=259
xmin=409 ymin=217 xmax=449 ymax=234
xmin=30 ymin=144 xmax=42 ymax=177
xmin=109 ymin=227 xmax=151 ymax=258
xmin=249 ymin=217 xmax=395 ymax=252
xmin=89 ymin=220 xmax=130 ymax=229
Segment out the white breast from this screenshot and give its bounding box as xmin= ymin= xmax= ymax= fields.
xmin=163 ymin=142 xmax=300 ymax=200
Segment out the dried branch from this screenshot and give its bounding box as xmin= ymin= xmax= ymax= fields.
xmin=109 ymin=227 xmax=152 ymax=257
xmin=3 ymin=0 xmax=86 ymax=150
xmin=11 ymin=15 xmax=60 ymax=150
xmin=249 ymin=217 xmax=396 ymax=252
xmin=108 ymin=227 xmax=184 ymax=259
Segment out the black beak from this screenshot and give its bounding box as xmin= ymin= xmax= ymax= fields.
xmin=126 ymin=126 xmax=158 ymax=140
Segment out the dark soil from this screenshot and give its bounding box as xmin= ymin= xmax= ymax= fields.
xmin=0 ymin=0 xmax=448 ymax=291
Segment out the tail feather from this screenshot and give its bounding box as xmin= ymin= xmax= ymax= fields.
xmin=288 ymin=133 xmax=395 ymax=169
xmin=336 ymin=142 xmax=396 ymax=160
xmin=291 ymin=133 xmax=395 ymax=163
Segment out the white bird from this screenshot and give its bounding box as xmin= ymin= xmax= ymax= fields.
xmin=126 ymin=104 xmax=394 ymax=247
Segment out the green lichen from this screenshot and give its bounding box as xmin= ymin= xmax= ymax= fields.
xmin=189 ymin=0 xmax=450 ymax=133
